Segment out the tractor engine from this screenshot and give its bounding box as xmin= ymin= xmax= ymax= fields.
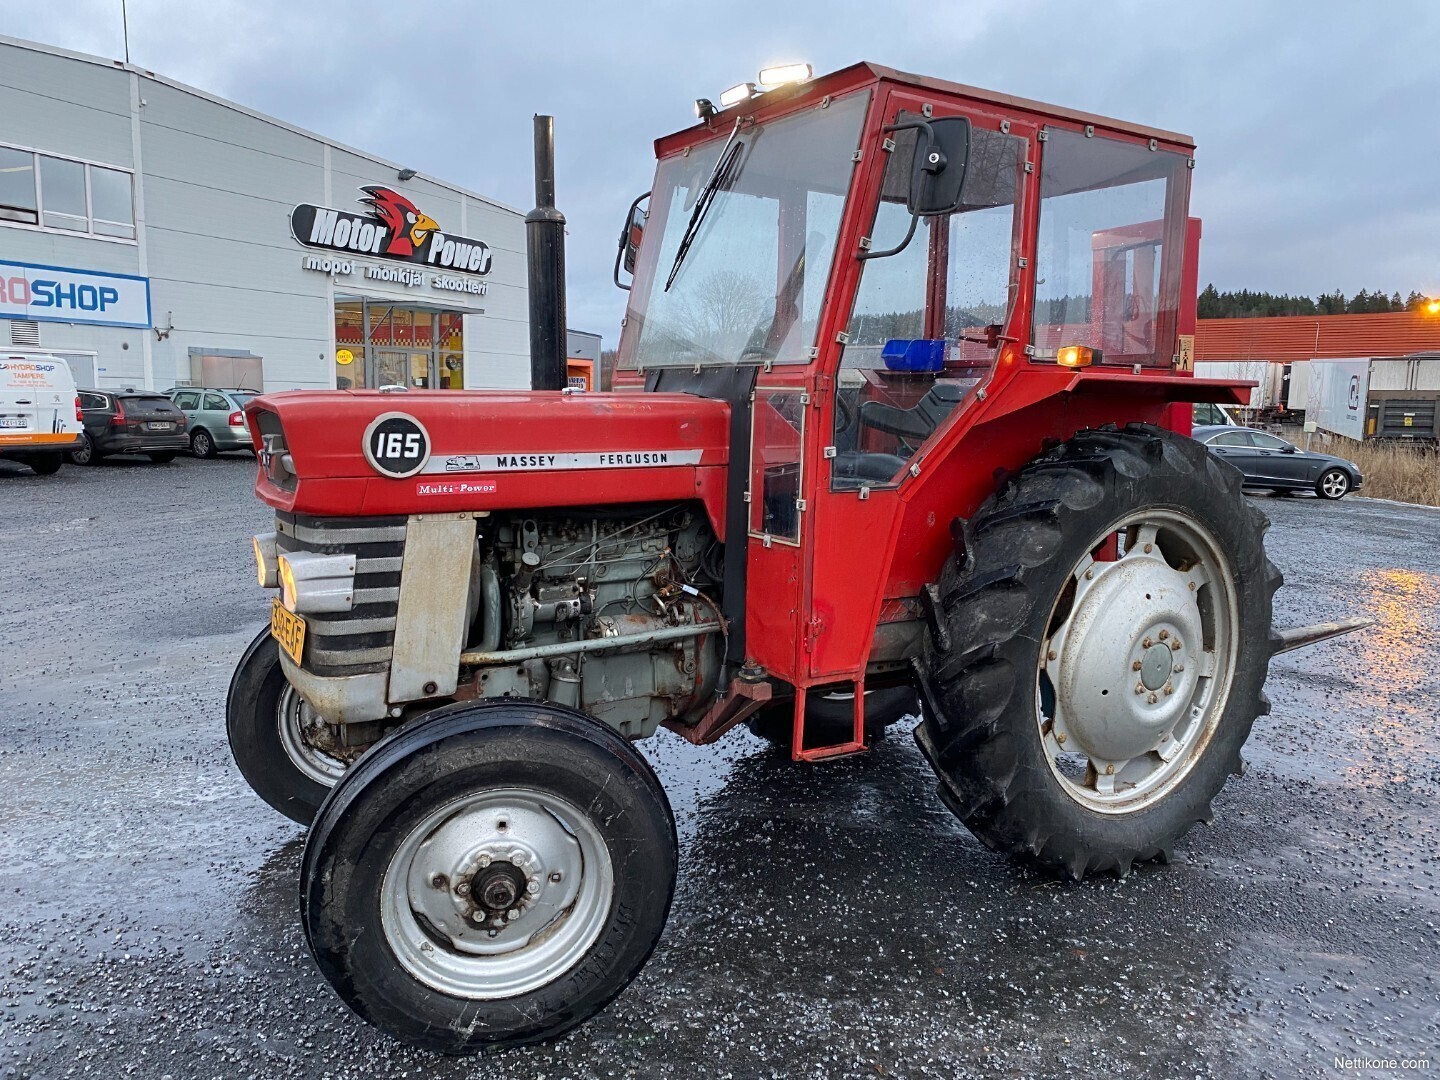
xmin=464 ymin=505 xmax=725 ymax=737
xmin=265 ymin=502 xmax=725 ymax=746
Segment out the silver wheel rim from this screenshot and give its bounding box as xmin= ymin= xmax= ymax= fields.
xmin=1037 ymin=510 xmax=1239 ymax=814
xmin=194 ymin=433 xmax=210 ymax=455
xmin=276 ymin=686 xmax=346 ymax=786
xmin=380 ymin=787 xmax=615 ymax=999
xmin=1322 ymin=472 xmax=1347 ymax=498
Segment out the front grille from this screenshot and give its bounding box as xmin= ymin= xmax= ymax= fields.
xmin=275 ymin=511 xmax=406 ymax=677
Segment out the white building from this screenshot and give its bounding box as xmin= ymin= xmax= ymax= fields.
xmin=0 ymin=35 xmax=530 ymax=393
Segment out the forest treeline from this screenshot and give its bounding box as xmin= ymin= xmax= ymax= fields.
xmin=1198 ymin=285 xmax=1437 ymax=318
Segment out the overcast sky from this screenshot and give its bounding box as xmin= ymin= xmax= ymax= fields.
xmin=3 ymin=0 xmax=1437 ymax=346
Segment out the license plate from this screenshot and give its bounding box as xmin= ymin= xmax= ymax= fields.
xmin=0 ymin=417 xmax=26 ymax=428
xmin=145 ymin=421 xmax=173 ymax=430
xmin=270 ymin=597 xmax=306 ymax=665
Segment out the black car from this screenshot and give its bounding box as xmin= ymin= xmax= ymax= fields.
xmin=1192 ymin=424 xmax=1364 ymax=499
xmin=70 ymin=389 xmax=190 ymax=465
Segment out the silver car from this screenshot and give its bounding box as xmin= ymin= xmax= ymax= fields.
xmin=167 ymin=387 xmax=256 ymax=457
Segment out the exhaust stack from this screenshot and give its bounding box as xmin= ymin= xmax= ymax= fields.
xmin=527 ymin=114 xmax=568 ymax=391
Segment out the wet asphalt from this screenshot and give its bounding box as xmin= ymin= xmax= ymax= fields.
xmin=1 ymin=454 xmax=1437 ymax=1079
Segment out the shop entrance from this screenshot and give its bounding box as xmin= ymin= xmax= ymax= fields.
xmin=335 ymin=299 xmax=466 ymax=390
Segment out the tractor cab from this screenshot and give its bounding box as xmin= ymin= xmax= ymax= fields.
xmin=613 ymin=62 xmax=1212 ymax=755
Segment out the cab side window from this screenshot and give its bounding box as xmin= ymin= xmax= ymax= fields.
xmin=833 ymin=125 xmax=1025 ymax=490
xmin=78 ymin=392 xmax=107 ymax=411
xmin=203 ymin=393 xmax=229 ymax=411
xmin=173 ymin=391 xmax=199 ymax=410
xmin=1209 ymin=431 xmax=1254 ymax=447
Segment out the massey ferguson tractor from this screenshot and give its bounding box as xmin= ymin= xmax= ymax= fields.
xmin=227 ymin=62 xmax=1365 ymax=1053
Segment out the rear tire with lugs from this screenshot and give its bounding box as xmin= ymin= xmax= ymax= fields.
xmin=916 ymin=424 xmax=1281 ymax=880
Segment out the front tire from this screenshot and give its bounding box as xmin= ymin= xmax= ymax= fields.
xmin=69 ymin=432 xmax=99 ymax=465
xmin=226 ymin=628 xmax=345 ymax=824
xmin=301 ymin=700 xmax=677 ymax=1054
xmin=191 ymin=429 xmax=217 ymax=458
xmin=916 ymin=424 xmax=1280 ymax=880
xmin=1316 ymin=468 xmax=1350 ymax=500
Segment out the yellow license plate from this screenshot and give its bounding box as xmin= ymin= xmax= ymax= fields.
xmin=270 ymin=597 xmax=307 ymax=665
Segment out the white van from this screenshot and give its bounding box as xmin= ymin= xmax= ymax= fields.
xmin=0 ymin=354 xmax=84 ymax=475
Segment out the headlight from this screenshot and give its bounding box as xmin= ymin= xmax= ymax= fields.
xmin=276 ymin=551 xmax=356 ymax=614
xmin=253 ymin=532 xmax=279 ymax=588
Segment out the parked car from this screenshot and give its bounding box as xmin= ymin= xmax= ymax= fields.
xmin=70 ymin=389 xmax=189 ymax=465
xmin=166 ymin=387 xmax=257 ymax=458
xmin=1191 ymin=401 xmax=1237 ymax=426
xmin=0 ymin=353 xmax=83 ymax=475
xmin=1192 ymin=424 xmax=1364 ymax=499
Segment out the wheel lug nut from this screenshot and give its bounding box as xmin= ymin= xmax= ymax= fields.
xmin=1174 ymin=664 xmax=1185 ymax=673
xmin=1055 ymin=732 xmax=1067 ymax=744
xmin=1132 ymin=660 xmax=1143 ymax=671
xmin=1135 ymin=683 xmax=1145 ymax=694
xmin=1164 ymin=683 xmax=1174 ymax=696
xmin=1147 ymin=692 xmax=1158 ymax=704
xmin=477 ymin=854 xmax=491 ymax=868
xmin=1171 ymin=639 xmax=1182 ymax=651
xmin=456 ymin=881 xmax=470 ymax=896
xmin=526 ymin=880 xmax=541 ymax=896
xmin=506 ymin=909 xmax=521 ymax=922
xmin=1158 ymin=629 xmax=1169 ymax=641
xmin=1142 ymin=637 xmax=1153 ymax=649
xmin=510 ymin=850 xmax=527 ymax=866
xmin=471 ymin=911 xmax=487 ymax=924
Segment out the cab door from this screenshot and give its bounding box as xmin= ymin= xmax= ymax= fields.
xmin=805 ymin=93 xmax=1038 ymax=683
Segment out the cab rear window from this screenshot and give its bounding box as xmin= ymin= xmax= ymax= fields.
xmin=126 ymin=396 xmax=182 ymax=414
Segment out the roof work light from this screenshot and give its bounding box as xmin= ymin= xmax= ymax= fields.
xmin=758 ymin=62 xmax=813 ymax=88
xmin=718 ymin=82 xmax=757 ymax=109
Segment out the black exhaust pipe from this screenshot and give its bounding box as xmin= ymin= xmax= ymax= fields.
xmin=527 ymin=114 xmax=567 ymax=391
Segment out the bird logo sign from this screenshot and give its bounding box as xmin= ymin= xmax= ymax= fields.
xmin=290 ymin=187 xmax=492 ymax=275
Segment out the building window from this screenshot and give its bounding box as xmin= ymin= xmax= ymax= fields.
xmin=0 ymin=144 xmax=135 ymax=240
xmin=0 ymin=146 xmax=38 ymax=224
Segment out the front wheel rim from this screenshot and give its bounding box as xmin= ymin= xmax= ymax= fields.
xmin=275 ymin=686 xmax=346 ymax=786
xmin=1323 ymin=472 xmax=1348 ymax=497
xmin=380 ymin=788 xmax=614 ymax=999
xmin=1037 ymin=510 xmax=1240 ymax=814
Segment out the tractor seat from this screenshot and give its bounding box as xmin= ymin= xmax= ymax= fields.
xmin=858 ymin=380 xmax=974 ymax=441
xmin=832 ymin=450 xmax=908 ymax=486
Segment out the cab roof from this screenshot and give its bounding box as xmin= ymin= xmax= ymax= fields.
xmin=657 ymin=61 xmax=1194 ymax=157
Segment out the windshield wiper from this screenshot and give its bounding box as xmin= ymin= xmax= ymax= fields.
xmin=665 ymin=122 xmax=746 ymax=292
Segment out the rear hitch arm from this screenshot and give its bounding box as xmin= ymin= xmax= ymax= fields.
xmin=1274 ymin=617 xmax=1374 ymax=655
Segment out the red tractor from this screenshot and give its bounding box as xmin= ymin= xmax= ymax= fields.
xmin=228 ymin=62 xmax=1363 ymax=1053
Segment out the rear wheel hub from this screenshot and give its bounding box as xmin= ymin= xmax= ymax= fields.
xmin=1039 ymin=512 xmax=1238 ymax=812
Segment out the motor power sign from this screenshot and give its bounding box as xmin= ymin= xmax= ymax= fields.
xmin=0 ymin=259 xmax=151 ymax=328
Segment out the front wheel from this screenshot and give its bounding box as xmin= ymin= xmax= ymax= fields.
xmin=68 ymin=432 xmax=99 ymax=465
xmin=917 ymin=425 xmax=1280 ymax=880
xmin=301 ymin=700 xmax=677 ymax=1054
xmin=191 ymin=429 xmax=217 ymax=458
xmin=1316 ymin=468 xmax=1350 ymax=500
xmin=226 ymin=628 xmax=346 ymax=824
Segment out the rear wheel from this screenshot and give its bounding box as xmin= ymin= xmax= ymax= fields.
xmin=148 ymin=451 xmax=177 ymax=463
xmin=301 ymin=700 xmax=676 ymax=1054
xmin=227 ymin=628 xmax=345 ymax=824
xmin=917 ymin=424 xmax=1280 ymax=879
xmin=1316 ymin=468 xmax=1350 ymax=500
xmin=26 ymin=455 xmax=63 ymax=475
xmin=747 ymin=685 xmax=918 ymax=749
xmin=69 ymin=432 xmax=99 ymax=465
xmin=191 ymin=429 xmax=217 ymax=458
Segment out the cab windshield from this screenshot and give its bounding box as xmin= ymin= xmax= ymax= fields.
xmin=619 ymin=93 xmax=869 ymax=369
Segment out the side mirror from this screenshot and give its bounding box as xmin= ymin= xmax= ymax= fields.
xmin=612 ymin=191 xmax=650 ymax=291
xmin=1281 ymin=443 xmax=1298 ymax=453
xmin=901 ymin=116 xmax=971 ymax=217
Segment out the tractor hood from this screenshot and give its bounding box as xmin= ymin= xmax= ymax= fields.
xmin=246 ymin=390 xmax=733 ymax=532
